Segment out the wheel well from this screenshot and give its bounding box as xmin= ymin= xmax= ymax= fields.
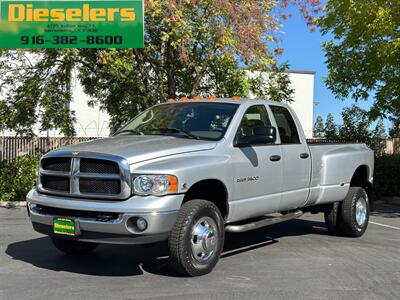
xmin=350 ymin=165 xmax=368 ymax=188
xmin=350 ymin=165 xmax=373 ymax=206
xmin=182 ymin=179 xmax=229 ymax=219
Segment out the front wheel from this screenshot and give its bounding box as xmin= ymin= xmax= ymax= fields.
xmin=168 ymin=199 xmax=225 ymax=276
xmin=51 ymin=237 xmax=98 ymax=255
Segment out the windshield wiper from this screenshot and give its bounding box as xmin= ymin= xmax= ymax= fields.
xmin=115 ymin=129 xmax=144 ymax=136
xmin=150 ymin=127 xmax=200 ymax=140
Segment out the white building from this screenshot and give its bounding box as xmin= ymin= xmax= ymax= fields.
xmin=285 ymin=70 xmax=315 ymax=138
xmin=1 ymin=70 xmax=315 ymax=138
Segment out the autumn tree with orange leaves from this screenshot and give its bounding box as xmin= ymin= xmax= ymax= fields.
xmin=0 ymin=0 xmax=321 ymax=135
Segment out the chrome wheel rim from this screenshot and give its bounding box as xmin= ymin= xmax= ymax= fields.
xmin=191 ymin=217 xmax=218 ymax=263
xmin=355 ymin=197 xmax=367 ymax=227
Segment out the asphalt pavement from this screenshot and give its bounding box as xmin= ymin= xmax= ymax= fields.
xmin=0 ymin=205 xmax=399 ymax=300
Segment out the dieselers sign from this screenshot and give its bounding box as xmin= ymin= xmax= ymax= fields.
xmin=0 ymin=0 xmax=144 ymax=48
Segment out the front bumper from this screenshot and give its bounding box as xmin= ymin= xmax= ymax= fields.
xmin=27 ymin=189 xmax=184 ymax=244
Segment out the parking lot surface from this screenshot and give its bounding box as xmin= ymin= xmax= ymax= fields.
xmin=1 ymin=205 xmax=399 ymax=300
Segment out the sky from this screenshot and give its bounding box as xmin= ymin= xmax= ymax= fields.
xmin=276 ymin=7 xmax=376 ymax=126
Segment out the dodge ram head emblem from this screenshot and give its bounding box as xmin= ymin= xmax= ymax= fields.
xmin=72 ymin=152 xmax=79 ymax=156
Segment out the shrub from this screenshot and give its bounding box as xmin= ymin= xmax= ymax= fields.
xmin=0 ymin=152 xmax=43 ymax=202
xmin=374 ymin=155 xmax=400 ymax=198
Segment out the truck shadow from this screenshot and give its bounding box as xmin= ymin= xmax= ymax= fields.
xmin=5 ymin=218 xmax=328 ymax=278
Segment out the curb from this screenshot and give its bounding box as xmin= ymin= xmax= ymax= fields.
xmin=0 ymin=201 xmax=27 ymax=208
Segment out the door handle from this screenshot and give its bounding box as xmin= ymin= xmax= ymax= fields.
xmin=300 ymin=153 xmax=309 ymax=159
xmin=269 ymin=155 xmax=281 ymax=162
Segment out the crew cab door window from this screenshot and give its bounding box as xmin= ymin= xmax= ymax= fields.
xmin=270 ymin=106 xmax=300 ymax=144
xmin=237 ymin=105 xmax=271 ymax=138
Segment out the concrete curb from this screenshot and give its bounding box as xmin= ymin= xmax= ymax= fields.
xmin=0 ymin=201 xmax=27 ymax=208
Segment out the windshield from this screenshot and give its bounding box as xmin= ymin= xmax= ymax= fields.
xmin=115 ymin=102 xmax=239 ymax=140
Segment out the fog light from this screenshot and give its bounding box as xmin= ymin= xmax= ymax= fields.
xmin=136 ymin=217 xmax=148 ymax=232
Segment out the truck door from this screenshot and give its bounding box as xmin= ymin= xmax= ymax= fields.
xmin=270 ymin=105 xmax=311 ymax=210
xmin=230 ymin=104 xmax=283 ymax=220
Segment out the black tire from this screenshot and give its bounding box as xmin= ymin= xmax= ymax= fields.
xmin=51 ymin=237 xmax=98 ymax=255
xmin=339 ymin=187 xmax=369 ymax=237
xmin=324 ymin=201 xmax=344 ymax=236
xmin=168 ymin=199 xmax=225 ymax=277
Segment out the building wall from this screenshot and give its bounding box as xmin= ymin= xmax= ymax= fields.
xmin=69 ymin=83 xmax=110 ymax=137
xmin=286 ymin=71 xmax=315 ymax=138
xmin=247 ymin=70 xmax=315 ymax=138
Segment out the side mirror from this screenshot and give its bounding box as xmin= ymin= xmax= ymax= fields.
xmin=234 ymin=126 xmax=277 ymax=147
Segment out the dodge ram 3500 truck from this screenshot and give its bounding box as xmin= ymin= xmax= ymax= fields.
xmin=27 ymin=99 xmax=374 ymax=276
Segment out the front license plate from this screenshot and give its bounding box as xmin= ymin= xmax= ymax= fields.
xmin=53 ymin=218 xmax=75 ymax=236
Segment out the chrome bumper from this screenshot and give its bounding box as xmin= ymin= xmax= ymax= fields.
xmin=27 ymin=189 xmax=184 ymax=244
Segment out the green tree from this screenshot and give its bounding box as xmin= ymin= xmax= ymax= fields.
xmin=319 ymin=0 xmax=400 ymax=120
xmin=248 ymin=63 xmax=294 ymax=103
xmin=338 ymin=105 xmax=371 ymax=143
xmin=313 ymin=115 xmax=325 ymax=138
xmin=388 ymin=110 xmax=400 ymax=138
xmin=324 ymin=113 xmax=338 ymax=139
xmin=372 ymin=119 xmax=387 ymax=155
xmin=0 ymin=1 xmax=321 ymax=135
xmin=372 ymin=120 xmax=387 ymax=140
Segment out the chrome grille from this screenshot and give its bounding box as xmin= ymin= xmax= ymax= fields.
xmin=38 ymin=153 xmax=131 ymax=200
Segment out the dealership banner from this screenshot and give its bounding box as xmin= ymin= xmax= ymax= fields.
xmin=0 ymin=0 xmax=144 ymax=48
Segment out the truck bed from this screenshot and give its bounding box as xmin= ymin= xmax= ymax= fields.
xmin=304 ymin=141 xmax=374 ymax=207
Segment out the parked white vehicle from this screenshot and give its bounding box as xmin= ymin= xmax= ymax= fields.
xmin=27 ymin=98 xmax=374 ymax=276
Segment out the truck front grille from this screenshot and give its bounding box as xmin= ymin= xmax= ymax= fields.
xmin=38 ymin=154 xmax=131 ymax=200
xmin=79 ymin=178 xmax=121 ymax=195
xmin=80 ymin=158 xmax=119 ymax=174
xmin=41 ymin=175 xmax=70 ymax=192
xmin=41 ymin=157 xmax=71 ymax=172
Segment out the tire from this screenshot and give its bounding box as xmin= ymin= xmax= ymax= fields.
xmin=339 ymin=187 xmax=369 ymax=237
xmin=168 ymin=199 xmax=225 ymax=277
xmin=51 ymin=237 xmax=98 ymax=255
xmin=324 ymin=201 xmax=344 ymax=236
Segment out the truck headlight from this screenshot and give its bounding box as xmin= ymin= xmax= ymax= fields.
xmin=132 ymin=175 xmax=178 ymax=196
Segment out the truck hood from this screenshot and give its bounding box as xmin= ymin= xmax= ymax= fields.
xmin=59 ymin=135 xmax=217 ymax=164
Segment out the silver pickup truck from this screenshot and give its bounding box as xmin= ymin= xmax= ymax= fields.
xmin=27 ymin=99 xmax=374 ymax=276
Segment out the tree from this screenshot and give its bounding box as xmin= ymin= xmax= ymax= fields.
xmin=372 ymin=120 xmax=387 ymax=140
xmin=313 ymin=115 xmax=325 ymax=138
xmin=338 ymin=105 xmax=371 ymax=143
xmin=248 ymin=63 xmax=295 ymax=103
xmin=372 ymin=119 xmax=387 ymax=155
xmin=324 ymin=113 xmax=337 ymax=139
xmin=388 ymin=109 xmax=400 ymax=138
xmin=319 ymin=0 xmax=400 ymax=120
xmin=0 ymin=1 xmax=322 ymax=135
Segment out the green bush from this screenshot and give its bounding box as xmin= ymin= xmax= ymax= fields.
xmin=0 ymin=152 xmax=43 ymax=202
xmin=374 ymin=155 xmax=400 ymax=198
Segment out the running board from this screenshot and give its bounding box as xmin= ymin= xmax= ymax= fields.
xmin=225 ymin=210 xmax=303 ymax=233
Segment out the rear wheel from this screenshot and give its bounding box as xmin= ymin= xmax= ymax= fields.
xmin=51 ymin=237 xmax=98 ymax=255
xmin=324 ymin=187 xmax=369 ymax=237
xmin=168 ymin=199 xmax=225 ymax=277
xmin=340 ymin=187 xmax=369 ymax=237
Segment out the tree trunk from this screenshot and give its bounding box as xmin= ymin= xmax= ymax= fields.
xmin=166 ymin=42 xmax=176 ymax=99
xmin=190 ymin=69 xmax=205 ymax=97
